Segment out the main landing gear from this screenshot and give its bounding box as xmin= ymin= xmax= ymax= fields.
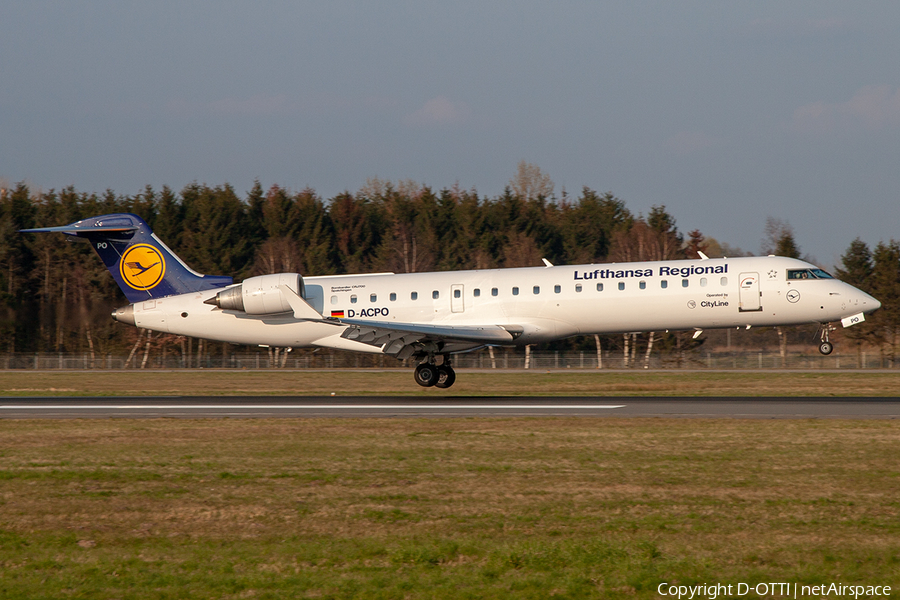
xmin=414 ymin=358 xmax=456 ymax=388
xmin=818 ymin=324 xmax=835 ymax=355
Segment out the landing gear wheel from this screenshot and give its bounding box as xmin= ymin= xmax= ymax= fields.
xmin=414 ymin=363 xmax=439 ymax=387
xmin=818 ymin=324 xmax=835 ymax=355
xmin=435 ymin=366 xmax=456 ymax=389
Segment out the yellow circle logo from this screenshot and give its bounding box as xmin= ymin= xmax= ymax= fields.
xmin=119 ymin=244 xmax=166 ymax=290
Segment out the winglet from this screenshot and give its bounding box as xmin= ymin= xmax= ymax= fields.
xmin=697 ymin=251 xmax=709 ymax=260
xmin=542 ymin=258 xmax=553 ymax=267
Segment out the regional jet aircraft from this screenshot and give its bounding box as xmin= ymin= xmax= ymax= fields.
xmin=23 ymin=214 xmax=881 ymax=388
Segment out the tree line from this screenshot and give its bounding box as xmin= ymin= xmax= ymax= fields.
xmin=1 ymin=171 xmax=897 ymax=364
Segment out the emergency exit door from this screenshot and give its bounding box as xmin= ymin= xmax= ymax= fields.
xmin=739 ymin=272 xmax=762 ymax=312
xmin=450 ymin=284 xmax=465 ymax=313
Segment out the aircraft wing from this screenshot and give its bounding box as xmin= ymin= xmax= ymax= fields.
xmin=277 ymin=283 xmax=522 ymax=358
xmin=338 ymin=319 xmax=523 ymax=359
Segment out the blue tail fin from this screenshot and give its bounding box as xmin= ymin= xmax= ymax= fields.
xmin=21 ymin=213 xmax=233 ymax=303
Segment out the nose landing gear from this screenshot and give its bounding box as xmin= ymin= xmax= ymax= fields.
xmin=818 ymin=325 xmax=835 ymax=355
xmin=414 ymin=358 xmax=456 ymax=388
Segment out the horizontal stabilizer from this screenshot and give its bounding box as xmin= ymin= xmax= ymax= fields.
xmin=20 ymin=224 xmax=138 ymax=235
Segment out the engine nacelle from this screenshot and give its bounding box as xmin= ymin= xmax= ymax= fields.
xmin=205 ymin=273 xmax=304 ymax=315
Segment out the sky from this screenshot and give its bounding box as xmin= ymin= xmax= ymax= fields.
xmin=2 ymin=1 xmax=899 ymax=267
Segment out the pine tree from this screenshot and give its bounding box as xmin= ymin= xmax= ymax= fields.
xmin=762 ymin=217 xmax=801 ymax=258
xmin=328 ymin=192 xmax=383 ymax=274
xmin=179 ymin=183 xmax=252 ymax=277
xmin=0 ymin=183 xmax=37 ymax=351
xmin=835 ymin=238 xmax=874 ymax=289
xmin=836 ymin=238 xmax=876 ymax=355
xmin=561 ymin=188 xmax=631 ymax=263
xmin=153 ymin=186 xmax=184 ymax=251
xmin=870 ymin=241 xmax=900 ymax=366
xmin=685 ymin=229 xmax=709 ymax=259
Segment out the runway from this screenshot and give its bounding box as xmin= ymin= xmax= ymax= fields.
xmin=2 ymin=396 xmax=899 ymax=418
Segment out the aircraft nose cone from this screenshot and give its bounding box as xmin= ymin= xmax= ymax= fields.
xmin=863 ymin=293 xmax=881 ymax=314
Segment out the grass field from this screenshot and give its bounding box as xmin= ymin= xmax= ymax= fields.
xmin=1 ymin=418 xmax=899 ymax=599
xmin=2 ymin=369 xmax=900 ymax=396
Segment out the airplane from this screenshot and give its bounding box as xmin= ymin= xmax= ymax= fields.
xmin=22 ymin=213 xmax=881 ymax=388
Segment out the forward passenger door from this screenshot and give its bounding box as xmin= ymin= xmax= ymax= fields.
xmin=739 ymin=272 xmax=762 ymax=312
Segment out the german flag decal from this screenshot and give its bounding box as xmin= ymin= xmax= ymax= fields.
xmin=330 ymin=310 xmax=345 ymax=318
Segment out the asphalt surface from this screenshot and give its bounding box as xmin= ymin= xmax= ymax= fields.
xmin=2 ymin=396 xmax=899 ymax=418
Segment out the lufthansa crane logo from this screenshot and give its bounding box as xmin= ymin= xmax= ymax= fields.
xmin=119 ymin=244 xmax=166 ymax=290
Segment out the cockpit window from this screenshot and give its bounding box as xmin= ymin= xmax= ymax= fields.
xmin=787 ymin=269 xmax=834 ymax=280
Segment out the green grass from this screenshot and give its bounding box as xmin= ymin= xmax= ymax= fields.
xmin=1 ymin=418 xmax=899 ymax=598
xmin=2 ymin=369 xmax=900 ymax=396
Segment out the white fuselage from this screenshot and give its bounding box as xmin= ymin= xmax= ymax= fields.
xmin=127 ymin=256 xmax=880 ymax=353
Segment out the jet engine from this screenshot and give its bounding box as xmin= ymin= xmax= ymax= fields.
xmin=204 ymin=273 xmax=304 ymax=315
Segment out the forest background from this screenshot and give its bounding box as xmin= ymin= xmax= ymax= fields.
xmin=1 ymin=164 xmax=897 ymax=366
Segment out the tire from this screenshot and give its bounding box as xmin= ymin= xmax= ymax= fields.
xmin=435 ymin=366 xmax=456 ymax=388
xmin=819 ymin=341 xmax=834 ymax=355
xmin=414 ymin=363 xmax=439 ymax=387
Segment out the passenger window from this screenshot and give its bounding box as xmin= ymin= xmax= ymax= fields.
xmin=330 ymin=295 xmax=338 ymax=305
xmin=512 ymin=287 xmax=519 ymax=296
xmin=700 ymin=278 xmax=707 ymax=287
xmin=411 ymin=291 xmax=418 ymax=300
xmin=370 ymin=293 xmax=377 ymax=302
xmin=433 ymin=290 xmax=439 ymax=299
xmin=682 ymin=279 xmax=689 ymax=288
xmin=491 ymin=288 xmax=498 ymax=296
xmin=533 ymin=286 xmax=540 ymax=295
xmin=618 ymin=282 xmax=625 ymax=291
xmin=720 ymin=277 xmax=728 ymax=286
xmin=454 ymin=289 xmax=461 ymax=298
xmin=575 ymin=284 xmax=582 ymax=293
xmin=661 ymin=280 xmax=668 ymax=289
xmin=474 ymin=288 xmax=480 ymax=297
xmin=389 ymin=292 xmax=396 ymax=302
xmin=350 ymin=295 xmax=358 ymax=304
xmin=554 ymin=285 xmax=561 ymax=293
xmin=639 ymin=281 xmax=646 ymax=290
xmin=597 ymin=283 xmax=604 ymax=292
